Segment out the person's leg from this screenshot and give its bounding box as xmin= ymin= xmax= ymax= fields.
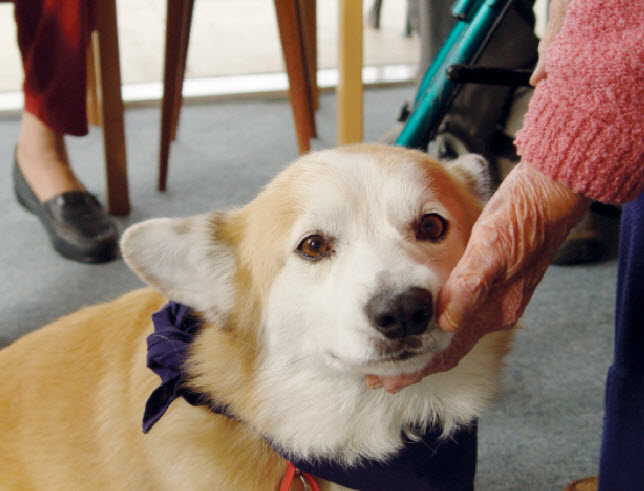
xmin=598 ymin=193 xmax=644 ymax=490
xmin=14 ymin=0 xmax=97 ymax=201
xmin=15 ymin=0 xmax=97 ymax=136
xmin=16 ymin=113 xmax=83 ymax=202
xmin=12 ymin=0 xmax=117 ymax=263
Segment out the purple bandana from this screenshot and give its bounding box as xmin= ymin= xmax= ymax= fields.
xmin=142 ymin=301 xmax=232 ymax=433
xmin=144 ymin=301 xmax=477 ymax=490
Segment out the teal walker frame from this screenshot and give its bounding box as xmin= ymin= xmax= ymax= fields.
xmin=395 ymin=0 xmax=532 ymax=150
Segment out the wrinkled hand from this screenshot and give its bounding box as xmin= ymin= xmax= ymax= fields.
xmin=366 ymin=162 xmax=591 ymax=393
xmin=531 ymin=0 xmax=571 ymax=85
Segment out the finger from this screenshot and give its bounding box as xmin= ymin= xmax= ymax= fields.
xmin=417 ymin=349 xmax=460 ymax=376
xmin=437 ymin=264 xmax=492 ymax=332
xmin=437 ymin=225 xmax=502 ymax=331
xmin=364 ymin=374 xmax=383 ymax=389
xmin=381 ymin=372 xmax=423 ymax=394
xmin=530 ymin=58 xmax=547 ymax=86
xmin=377 ymin=338 xmax=469 ymax=392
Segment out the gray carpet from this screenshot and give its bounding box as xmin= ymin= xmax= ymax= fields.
xmin=0 ymin=86 xmax=619 ymax=490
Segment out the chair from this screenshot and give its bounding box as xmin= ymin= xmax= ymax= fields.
xmin=85 ymin=0 xmax=130 ymax=215
xmin=158 ymin=0 xmax=318 ymax=191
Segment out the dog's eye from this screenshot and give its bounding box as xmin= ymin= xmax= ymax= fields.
xmin=298 ymin=235 xmax=331 ymax=260
xmin=417 ymin=213 xmax=448 ymax=241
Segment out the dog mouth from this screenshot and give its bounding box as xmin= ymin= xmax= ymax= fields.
xmin=376 ymin=349 xmax=425 ymax=362
xmin=370 ymin=341 xmax=438 ymax=367
xmin=374 ymin=334 xmax=423 ymax=355
xmin=327 ymin=346 xmax=435 ymax=375
xmin=326 ymin=328 xmax=452 ymax=375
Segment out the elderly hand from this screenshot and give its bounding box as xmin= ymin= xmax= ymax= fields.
xmin=366 ymin=162 xmax=591 ymax=393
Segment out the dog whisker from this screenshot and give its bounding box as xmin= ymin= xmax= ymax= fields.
xmin=255 ymin=354 xmax=315 ymax=376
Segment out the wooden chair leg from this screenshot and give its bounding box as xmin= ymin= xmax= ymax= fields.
xmin=298 ymin=0 xmax=318 ymax=112
xmin=94 ymin=0 xmax=130 ymax=215
xmin=170 ymin=0 xmax=194 ymax=141
xmin=274 ymin=0 xmax=315 ymax=154
xmin=159 ymin=0 xmax=194 ymax=191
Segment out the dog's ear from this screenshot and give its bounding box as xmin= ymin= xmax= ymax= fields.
xmin=444 ymin=154 xmax=492 ymax=204
xmin=121 ymin=213 xmax=235 ymax=319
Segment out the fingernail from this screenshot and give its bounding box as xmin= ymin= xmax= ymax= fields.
xmin=441 ymin=303 xmax=463 ymax=330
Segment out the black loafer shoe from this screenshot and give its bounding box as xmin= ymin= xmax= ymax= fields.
xmin=13 ymin=157 xmax=119 ymax=263
xmin=552 ymin=211 xmax=607 ymax=265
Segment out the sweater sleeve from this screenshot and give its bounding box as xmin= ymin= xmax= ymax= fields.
xmin=515 ymin=0 xmax=644 ymax=204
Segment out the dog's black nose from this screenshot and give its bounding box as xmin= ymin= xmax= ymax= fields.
xmin=365 ymin=287 xmax=433 ymax=338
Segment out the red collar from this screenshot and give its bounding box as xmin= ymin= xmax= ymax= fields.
xmin=280 ymin=461 xmax=320 ymax=491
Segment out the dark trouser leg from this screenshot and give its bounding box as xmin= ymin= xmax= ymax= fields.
xmin=598 ymin=193 xmax=644 ymax=490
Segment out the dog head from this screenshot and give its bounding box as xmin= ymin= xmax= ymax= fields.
xmin=122 ymin=144 xmax=490 ymax=379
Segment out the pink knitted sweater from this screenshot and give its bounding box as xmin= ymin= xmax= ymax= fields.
xmin=515 ymin=0 xmax=644 ymax=204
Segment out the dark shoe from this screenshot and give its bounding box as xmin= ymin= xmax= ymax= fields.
xmin=553 ymin=211 xmax=607 ymax=265
xmin=13 ymin=156 xmax=119 ymax=263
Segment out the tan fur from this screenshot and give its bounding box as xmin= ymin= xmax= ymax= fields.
xmin=0 ymin=289 xmax=294 ymax=490
xmin=0 ymin=144 xmax=510 ymax=490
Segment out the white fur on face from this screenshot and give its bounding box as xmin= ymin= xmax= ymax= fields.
xmin=122 ymin=145 xmax=504 ymax=464
xmin=263 ymin=150 xmax=471 ymax=378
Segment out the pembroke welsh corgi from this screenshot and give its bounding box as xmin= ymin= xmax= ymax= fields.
xmin=0 ymin=144 xmax=512 ymax=490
